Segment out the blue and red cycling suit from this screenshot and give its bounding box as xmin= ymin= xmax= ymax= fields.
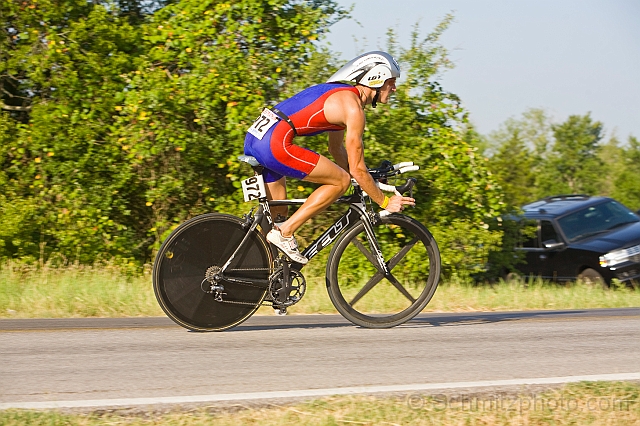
xmin=244 ymin=83 xmax=359 ymax=183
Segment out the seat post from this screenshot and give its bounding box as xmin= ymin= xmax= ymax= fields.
xmin=252 ymin=164 xmax=264 ymax=176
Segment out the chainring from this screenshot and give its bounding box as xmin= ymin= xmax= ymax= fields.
xmin=269 ymin=266 xmax=306 ymax=308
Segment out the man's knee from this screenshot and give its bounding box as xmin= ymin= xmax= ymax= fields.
xmin=337 ymin=170 xmax=351 ymax=193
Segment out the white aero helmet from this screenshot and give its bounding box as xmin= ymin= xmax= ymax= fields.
xmin=327 ymin=51 xmax=400 ymax=89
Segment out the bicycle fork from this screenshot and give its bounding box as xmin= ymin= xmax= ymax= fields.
xmin=361 ymin=216 xmax=390 ymax=276
xmin=355 ymin=205 xmax=390 ymax=276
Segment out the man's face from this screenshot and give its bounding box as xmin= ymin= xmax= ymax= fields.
xmin=378 ymin=78 xmax=397 ymax=104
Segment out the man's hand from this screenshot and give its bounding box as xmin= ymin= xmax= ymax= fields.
xmin=384 ymin=195 xmax=415 ymax=213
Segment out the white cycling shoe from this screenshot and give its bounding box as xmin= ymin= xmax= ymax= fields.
xmin=266 ymin=229 xmax=308 ymax=265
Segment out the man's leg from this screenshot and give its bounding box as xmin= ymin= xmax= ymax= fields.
xmin=265 ymin=176 xmax=288 ymax=223
xmin=278 ymin=156 xmax=350 ymax=238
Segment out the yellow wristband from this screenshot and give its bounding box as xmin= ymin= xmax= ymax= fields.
xmin=380 ymin=195 xmax=390 ymax=209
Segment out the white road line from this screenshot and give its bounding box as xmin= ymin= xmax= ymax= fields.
xmin=2 ymin=372 xmax=640 ymax=410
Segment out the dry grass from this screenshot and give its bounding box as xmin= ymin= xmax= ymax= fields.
xmin=1 ymin=261 xmax=639 ymax=319
xmin=425 ymin=276 xmax=640 ymax=313
xmin=1 ymin=381 xmax=639 ymax=425
xmin=0 ymin=261 xmax=163 ymax=318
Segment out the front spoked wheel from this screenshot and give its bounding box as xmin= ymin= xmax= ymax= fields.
xmin=326 ymin=214 xmax=440 ymax=328
xmin=153 ymin=213 xmax=272 ymax=332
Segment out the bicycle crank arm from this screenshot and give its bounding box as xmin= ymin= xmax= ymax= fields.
xmin=276 ymin=261 xmax=292 ymax=304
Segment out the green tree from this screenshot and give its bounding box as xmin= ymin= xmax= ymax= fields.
xmin=537 ymin=113 xmax=605 ymax=196
xmin=0 ymin=0 xmax=173 ymax=117
xmin=1 ymin=0 xmax=147 ymax=262
xmin=485 ymin=108 xmax=553 ymax=206
xmin=489 ymin=133 xmax=536 ymax=207
xmin=485 ymin=108 xmax=552 ymax=159
xmin=612 ymin=136 xmax=640 ymax=210
xmin=0 ymin=0 xmax=348 ymax=263
xmin=598 ymin=135 xmax=625 ymax=197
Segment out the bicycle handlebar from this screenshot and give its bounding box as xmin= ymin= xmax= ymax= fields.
xmin=368 ymin=160 xmax=420 ymax=180
xmin=378 ymin=176 xmax=417 ymax=218
xmin=394 ymin=178 xmax=417 ymax=194
xmin=375 ymin=178 xmax=414 ymax=193
xmin=357 ymin=160 xmax=420 ymax=206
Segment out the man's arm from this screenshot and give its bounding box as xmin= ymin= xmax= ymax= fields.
xmin=345 ymin=130 xmax=415 ymax=212
xmin=344 ymin=128 xmax=388 ymax=207
xmin=325 ymin=90 xmax=414 ymax=212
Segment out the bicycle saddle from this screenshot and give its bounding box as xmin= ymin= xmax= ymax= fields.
xmin=238 ymin=155 xmax=261 ymax=167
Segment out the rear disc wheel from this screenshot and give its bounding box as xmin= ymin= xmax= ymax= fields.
xmin=153 ymin=213 xmax=272 ymax=331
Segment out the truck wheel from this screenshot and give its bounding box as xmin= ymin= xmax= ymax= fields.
xmin=577 ymin=268 xmax=606 ymax=287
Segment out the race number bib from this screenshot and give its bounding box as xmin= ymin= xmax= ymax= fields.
xmin=247 ymin=108 xmax=279 ymax=140
xmin=241 ymin=174 xmax=266 ymax=202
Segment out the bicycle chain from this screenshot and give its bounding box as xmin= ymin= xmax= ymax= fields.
xmin=225 ymin=268 xmax=272 ymax=284
xmin=215 ymin=298 xmax=274 ymax=307
xmin=210 ymin=266 xmax=276 ymax=305
xmin=227 ymin=267 xmax=272 ymax=271
xmin=209 ymin=267 xmax=273 ymax=290
xmin=209 ymin=263 xmax=299 ymax=308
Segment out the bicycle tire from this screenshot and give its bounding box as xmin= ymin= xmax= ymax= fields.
xmin=153 ymin=213 xmax=272 ymax=332
xmin=326 ymin=214 xmax=440 ymax=328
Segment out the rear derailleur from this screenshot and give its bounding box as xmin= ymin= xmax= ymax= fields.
xmin=203 ymin=265 xmax=226 ymax=301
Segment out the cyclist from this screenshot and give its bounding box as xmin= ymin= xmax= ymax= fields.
xmin=244 ymin=51 xmax=415 ymax=264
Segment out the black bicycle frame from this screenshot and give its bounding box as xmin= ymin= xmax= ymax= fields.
xmin=266 ymin=190 xmax=390 ymax=274
xmin=217 ymin=182 xmax=391 ymax=290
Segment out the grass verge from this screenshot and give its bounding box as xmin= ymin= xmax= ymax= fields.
xmin=0 ymin=381 xmax=639 ymax=425
xmin=1 ymin=262 xmax=639 ymax=318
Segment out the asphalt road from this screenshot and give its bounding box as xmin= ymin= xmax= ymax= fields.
xmin=1 ymin=308 xmax=639 ymax=409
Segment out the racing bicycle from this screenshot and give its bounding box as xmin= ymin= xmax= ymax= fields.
xmin=152 ymin=156 xmax=441 ymax=331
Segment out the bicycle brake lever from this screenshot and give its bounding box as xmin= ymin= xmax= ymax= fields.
xmin=394 ymin=178 xmax=416 ymax=195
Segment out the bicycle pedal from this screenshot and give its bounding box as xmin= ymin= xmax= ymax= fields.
xmin=273 ymin=307 xmax=287 ymax=316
